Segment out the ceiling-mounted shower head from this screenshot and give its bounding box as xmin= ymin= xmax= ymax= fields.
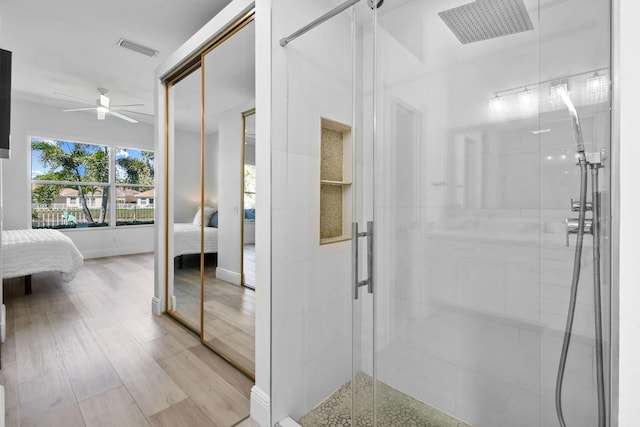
xmin=438 ymin=0 xmax=534 ymax=45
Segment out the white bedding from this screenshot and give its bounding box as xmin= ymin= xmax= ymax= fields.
xmin=173 ymin=223 xmax=219 ymax=257
xmin=2 ymin=229 xmax=84 ymax=282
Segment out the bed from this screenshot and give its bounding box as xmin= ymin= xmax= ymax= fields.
xmin=173 ymin=223 xmax=219 ymax=257
xmin=173 ymin=207 xmax=219 ymax=270
xmin=2 ymin=229 xmax=84 ymax=294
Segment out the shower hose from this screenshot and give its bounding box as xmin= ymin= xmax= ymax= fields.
xmin=555 ymin=154 xmax=606 ymax=427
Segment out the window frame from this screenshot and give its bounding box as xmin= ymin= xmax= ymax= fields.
xmin=30 ymin=136 xmax=155 ymax=230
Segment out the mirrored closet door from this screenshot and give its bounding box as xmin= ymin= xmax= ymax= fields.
xmin=167 ymin=64 xmax=203 ymax=335
xmin=164 ymin=10 xmax=256 ymax=380
xmin=201 ymin=21 xmax=256 ymax=378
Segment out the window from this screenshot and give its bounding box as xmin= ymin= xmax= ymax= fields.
xmin=31 ymin=137 xmax=154 ymax=229
xmin=244 ymin=164 xmax=256 ymax=209
xmin=116 ymin=148 xmax=155 ymax=226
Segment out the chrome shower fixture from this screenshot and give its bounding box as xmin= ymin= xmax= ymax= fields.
xmin=439 ymin=0 xmax=534 ymax=44
xmin=557 ymin=92 xmax=606 ymax=427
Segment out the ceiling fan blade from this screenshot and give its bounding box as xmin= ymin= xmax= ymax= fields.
xmin=119 ymin=109 xmax=155 ymax=117
xmin=54 ymin=92 xmax=95 ymax=106
xmin=109 ymin=111 xmax=138 ymax=123
xmin=63 ymin=107 xmax=97 ymax=112
xmin=110 ymin=104 xmax=145 ymax=110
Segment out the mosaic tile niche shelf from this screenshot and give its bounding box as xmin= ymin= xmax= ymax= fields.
xmin=320 ymin=118 xmax=352 ymax=244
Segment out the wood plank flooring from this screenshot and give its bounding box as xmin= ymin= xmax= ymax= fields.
xmin=172 ymin=255 xmax=255 ymax=377
xmin=1 ymin=253 xmax=254 ymax=427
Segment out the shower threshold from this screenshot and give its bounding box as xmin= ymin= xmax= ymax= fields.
xmin=299 ymin=373 xmax=472 ymax=427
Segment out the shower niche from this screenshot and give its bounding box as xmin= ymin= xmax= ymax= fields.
xmin=319 ymin=118 xmax=352 ymax=244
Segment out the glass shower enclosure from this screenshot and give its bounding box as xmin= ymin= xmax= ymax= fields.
xmin=271 ymin=0 xmax=612 ymax=425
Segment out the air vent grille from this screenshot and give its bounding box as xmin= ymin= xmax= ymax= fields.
xmin=117 ymin=38 xmax=158 ymax=58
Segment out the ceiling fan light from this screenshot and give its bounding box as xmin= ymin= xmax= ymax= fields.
xmin=99 ymin=94 xmax=109 ymax=108
xmin=117 ymin=38 xmax=158 ymax=58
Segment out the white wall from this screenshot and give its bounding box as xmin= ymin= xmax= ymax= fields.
xmin=173 ymin=128 xmax=218 ymax=223
xmin=253 ymin=0 xmax=272 ymax=423
xmin=6 ymin=98 xmax=154 ymax=258
xmin=616 ymin=0 xmax=640 ymax=425
xmin=216 ymin=101 xmax=253 ymax=285
xmin=270 ymin=0 xmax=354 ymax=422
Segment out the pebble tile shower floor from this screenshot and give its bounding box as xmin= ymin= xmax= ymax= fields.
xmin=299 ymin=374 xmax=472 ymax=427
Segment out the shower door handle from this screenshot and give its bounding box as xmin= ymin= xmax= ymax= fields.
xmin=353 ymin=221 xmax=373 ymax=300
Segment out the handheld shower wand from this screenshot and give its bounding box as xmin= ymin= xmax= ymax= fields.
xmin=556 ymin=90 xmax=606 ymax=427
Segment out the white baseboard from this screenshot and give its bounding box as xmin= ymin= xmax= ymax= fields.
xmin=216 ymin=267 xmax=241 ymax=285
xmin=151 ymin=296 xmax=163 ymax=316
xmin=81 ymin=245 xmax=154 ymax=259
xmin=275 ymin=417 xmax=301 ymax=427
xmin=250 ymin=385 xmax=270 ymax=426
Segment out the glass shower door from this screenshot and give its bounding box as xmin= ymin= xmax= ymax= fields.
xmin=367 ymin=0 xmax=611 ymax=426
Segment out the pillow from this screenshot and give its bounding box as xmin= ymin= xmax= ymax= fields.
xmin=209 ymin=211 xmax=218 ymax=228
xmin=193 ymin=206 xmax=216 ymax=226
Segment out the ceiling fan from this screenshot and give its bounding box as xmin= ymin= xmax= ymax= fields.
xmin=58 ymin=88 xmax=151 ymax=123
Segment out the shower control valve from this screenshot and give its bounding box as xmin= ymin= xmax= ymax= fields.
xmin=570 ymin=198 xmax=592 ymax=212
xmin=586 ymin=150 xmax=604 ymax=167
xmin=565 ymin=218 xmax=593 ymax=247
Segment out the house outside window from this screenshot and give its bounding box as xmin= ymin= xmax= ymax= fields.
xmin=31 ymin=137 xmax=154 ymax=229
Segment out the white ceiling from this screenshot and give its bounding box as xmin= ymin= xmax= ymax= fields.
xmin=0 ymin=0 xmax=234 ymax=123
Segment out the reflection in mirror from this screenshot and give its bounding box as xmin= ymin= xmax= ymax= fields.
xmin=169 ymin=66 xmax=203 ymax=334
xmin=201 ymin=19 xmax=256 ymax=378
xmin=242 ymin=111 xmax=256 ymax=289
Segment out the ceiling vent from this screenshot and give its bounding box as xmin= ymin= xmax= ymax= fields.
xmin=117 ymin=38 xmax=158 ymax=58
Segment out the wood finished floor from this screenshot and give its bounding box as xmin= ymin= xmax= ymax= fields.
xmin=173 ymin=255 xmax=255 ymax=377
xmin=1 ymin=253 xmax=254 ymax=427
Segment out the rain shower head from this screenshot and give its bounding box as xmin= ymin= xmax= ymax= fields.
xmin=438 ymin=0 xmax=534 ymax=45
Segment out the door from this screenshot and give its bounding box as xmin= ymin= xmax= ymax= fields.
xmin=359 ymin=0 xmax=612 ymax=426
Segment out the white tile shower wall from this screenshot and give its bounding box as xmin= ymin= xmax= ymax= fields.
xmin=271 ymin=0 xmax=355 ymax=422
